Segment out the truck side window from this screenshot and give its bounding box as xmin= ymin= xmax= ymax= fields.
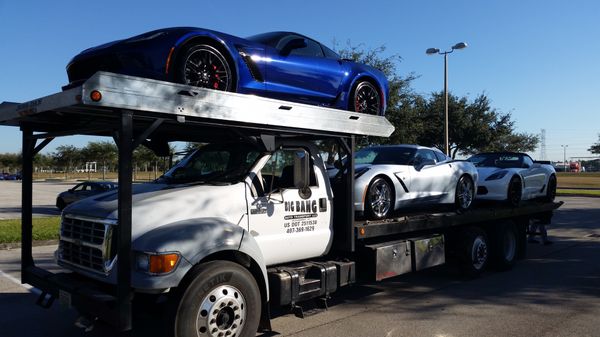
xmin=260 ymin=148 xmax=317 ymax=194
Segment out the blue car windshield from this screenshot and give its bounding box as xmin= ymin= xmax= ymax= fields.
xmin=158 ymin=143 xmax=261 ymax=184
xmin=355 ymin=147 xmax=417 ymax=165
xmin=246 ymin=32 xmax=284 ymax=47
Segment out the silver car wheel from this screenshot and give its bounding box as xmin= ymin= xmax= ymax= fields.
xmin=457 ymin=176 xmax=474 ymax=210
xmin=196 ymin=285 xmax=246 ymax=337
xmin=368 ymin=177 xmax=392 ymax=219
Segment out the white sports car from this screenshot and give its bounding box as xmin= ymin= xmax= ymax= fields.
xmin=348 ymin=145 xmax=479 ymax=219
xmin=467 ymin=152 xmax=557 ymax=206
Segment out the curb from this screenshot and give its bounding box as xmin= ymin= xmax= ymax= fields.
xmin=557 ymin=193 xmax=600 ymax=198
xmin=0 ymin=240 xmax=58 ymax=250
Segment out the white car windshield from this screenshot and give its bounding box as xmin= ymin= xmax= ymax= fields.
xmin=468 ymin=153 xmax=523 ymax=168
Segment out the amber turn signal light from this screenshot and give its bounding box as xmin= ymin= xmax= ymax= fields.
xmin=90 ymin=90 xmax=102 ymax=102
xmin=149 ymin=253 xmax=179 ymax=274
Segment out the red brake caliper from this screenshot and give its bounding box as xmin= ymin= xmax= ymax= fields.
xmin=213 ymin=65 xmax=219 ymax=89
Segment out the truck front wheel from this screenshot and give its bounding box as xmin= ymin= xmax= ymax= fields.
xmin=169 ymin=261 xmax=261 ymax=337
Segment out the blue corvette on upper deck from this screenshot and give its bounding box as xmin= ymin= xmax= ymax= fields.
xmin=65 ymin=27 xmax=389 ymax=115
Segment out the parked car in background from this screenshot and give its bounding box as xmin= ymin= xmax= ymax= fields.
xmin=56 ymin=181 xmax=118 ymax=210
xmin=467 ymin=152 xmax=557 ymax=206
xmin=0 ymin=172 xmax=20 ymax=180
xmin=345 ymin=145 xmax=478 ymax=219
xmin=64 ymin=28 xmax=389 ymax=115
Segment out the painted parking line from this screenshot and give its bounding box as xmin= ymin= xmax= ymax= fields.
xmin=0 ymin=268 xmax=41 ymax=295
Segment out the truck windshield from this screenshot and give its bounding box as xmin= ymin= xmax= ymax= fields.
xmin=158 ymin=143 xmax=261 ymax=184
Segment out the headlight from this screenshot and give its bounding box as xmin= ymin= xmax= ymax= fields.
xmin=485 ymin=170 xmax=509 ymax=181
xmin=136 ymin=252 xmax=180 ymax=275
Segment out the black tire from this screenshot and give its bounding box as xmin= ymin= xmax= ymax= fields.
xmin=365 ymin=176 xmax=394 ymax=220
xmin=491 ymin=222 xmax=518 ymax=271
xmin=545 ymin=175 xmax=557 ymax=202
xmin=176 ymin=44 xmax=235 ymax=92
xmin=167 ymin=261 xmax=261 ymax=337
xmin=459 ymin=227 xmax=489 ymax=278
xmin=455 ymin=175 xmax=475 ymax=212
xmin=507 ymin=176 xmax=522 ymax=207
xmin=350 ymin=81 xmax=382 ymax=115
xmin=56 ymin=198 xmax=66 ymax=211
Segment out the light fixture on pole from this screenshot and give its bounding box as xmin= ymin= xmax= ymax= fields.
xmin=426 ymin=42 xmax=468 ymax=156
xmin=561 ymin=144 xmax=568 ymax=172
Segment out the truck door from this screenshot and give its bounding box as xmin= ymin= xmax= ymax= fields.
xmin=245 ymin=147 xmax=333 ymax=266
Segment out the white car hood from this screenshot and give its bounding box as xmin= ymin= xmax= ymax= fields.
xmin=64 ymin=182 xmax=248 ymax=240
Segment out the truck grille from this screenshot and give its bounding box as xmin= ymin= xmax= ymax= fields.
xmin=58 ymin=215 xmax=116 ymax=275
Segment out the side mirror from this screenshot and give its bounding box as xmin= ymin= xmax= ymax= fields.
xmin=293 ymin=150 xmax=311 ymax=199
xmin=280 ymin=38 xmax=307 ymax=56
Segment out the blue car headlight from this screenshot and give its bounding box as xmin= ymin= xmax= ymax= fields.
xmin=485 ymin=170 xmax=509 ymax=181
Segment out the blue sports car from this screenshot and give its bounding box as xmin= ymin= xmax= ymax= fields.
xmin=65 ymin=28 xmax=389 ymax=115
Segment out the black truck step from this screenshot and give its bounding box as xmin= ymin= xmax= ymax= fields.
xmin=267 ymin=260 xmax=355 ymax=307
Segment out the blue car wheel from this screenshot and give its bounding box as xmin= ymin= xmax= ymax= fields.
xmin=352 ymin=81 xmax=381 ymax=115
xmin=177 ymin=44 xmax=235 ymax=91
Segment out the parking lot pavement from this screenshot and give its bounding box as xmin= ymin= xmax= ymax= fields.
xmin=0 ymin=196 xmax=598 ymax=336
xmin=0 ymin=181 xmax=74 ymax=219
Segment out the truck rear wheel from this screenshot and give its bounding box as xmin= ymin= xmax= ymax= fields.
xmin=459 ymin=227 xmax=489 ymax=278
xmin=168 ymin=261 xmax=261 ymax=337
xmin=491 ymin=222 xmax=518 ymax=271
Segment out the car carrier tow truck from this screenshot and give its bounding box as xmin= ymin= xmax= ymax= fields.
xmin=0 ymin=72 xmax=562 ymax=337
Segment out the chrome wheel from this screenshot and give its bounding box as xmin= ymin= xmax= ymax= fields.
xmin=456 ymin=176 xmax=474 ymax=210
xmin=182 ymin=45 xmax=233 ymax=91
xmin=367 ymin=177 xmax=392 ymax=219
xmin=353 ymin=81 xmax=381 ymax=115
xmin=471 ymin=236 xmax=488 ymax=271
xmin=196 ymin=285 xmax=246 ymax=337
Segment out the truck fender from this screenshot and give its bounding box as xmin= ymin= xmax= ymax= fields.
xmin=133 ymin=217 xmax=268 ymax=300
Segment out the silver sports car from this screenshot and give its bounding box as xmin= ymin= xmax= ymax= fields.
xmin=352 ymin=145 xmax=479 ymax=219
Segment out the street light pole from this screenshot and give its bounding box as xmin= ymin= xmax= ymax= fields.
xmin=561 ymin=144 xmax=568 ymax=172
xmin=444 ymin=52 xmax=449 ymax=156
xmin=426 ymin=42 xmax=468 ymax=156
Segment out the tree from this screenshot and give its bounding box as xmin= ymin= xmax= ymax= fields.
xmin=335 ymin=44 xmax=539 ymax=158
xmin=52 ymin=145 xmax=82 ymax=179
xmin=81 ymin=141 xmax=117 ymax=180
xmin=589 ymin=134 xmax=600 ymax=155
xmin=416 ymin=93 xmax=539 ymax=158
xmin=335 ymin=43 xmax=419 ymax=147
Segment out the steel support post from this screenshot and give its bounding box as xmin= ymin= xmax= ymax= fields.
xmin=116 ymin=110 xmax=133 ymax=330
xmin=21 ymin=126 xmax=35 ymax=280
xmin=347 ymin=136 xmax=355 ymax=252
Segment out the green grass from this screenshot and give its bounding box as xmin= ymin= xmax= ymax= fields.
xmin=0 ymin=217 xmax=61 ymax=243
xmin=556 ymin=172 xmax=600 ymax=189
xmin=557 ymin=189 xmax=600 ymax=197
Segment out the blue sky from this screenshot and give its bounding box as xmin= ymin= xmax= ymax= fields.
xmin=1 ymin=0 xmax=598 ymax=161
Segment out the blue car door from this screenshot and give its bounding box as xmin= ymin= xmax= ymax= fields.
xmin=263 ymin=35 xmax=346 ymax=105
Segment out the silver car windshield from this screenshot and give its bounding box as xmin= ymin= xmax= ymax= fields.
xmin=158 ymin=143 xmax=261 ymax=184
xmin=355 ymin=147 xmax=417 ymax=165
